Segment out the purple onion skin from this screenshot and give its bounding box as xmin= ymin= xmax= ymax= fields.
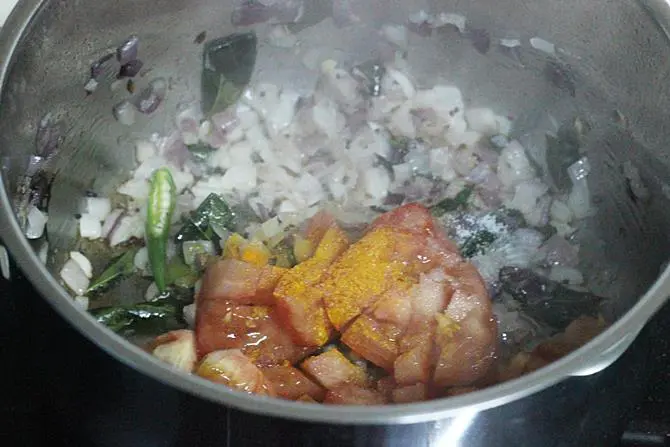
xmin=118 ymin=59 xmax=144 ymax=79
xmin=117 ymin=35 xmax=139 ymax=65
xmin=90 ymin=53 xmax=115 ymax=80
xmin=133 ymin=78 xmax=167 ymax=115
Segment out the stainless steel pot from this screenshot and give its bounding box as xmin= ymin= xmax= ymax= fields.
xmin=2 ymin=0 xmax=670 ymax=425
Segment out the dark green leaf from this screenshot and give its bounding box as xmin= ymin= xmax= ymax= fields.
xmin=90 ymin=299 xmax=183 ymax=334
xmin=175 ymin=193 xmax=236 ymax=243
xmin=202 ymin=32 xmax=257 ymax=117
xmin=87 ymin=248 xmax=139 ymax=295
xmin=460 ymin=230 xmax=497 ymax=258
xmin=431 ymin=186 xmax=474 ymax=216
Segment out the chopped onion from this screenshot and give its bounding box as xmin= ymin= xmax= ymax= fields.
xmin=84 ymin=78 xmax=99 ymax=95
xmin=183 ymin=241 xmax=216 ymax=267
xmin=117 ymin=35 xmax=139 ymax=65
xmin=0 ymin=245 xmax=10 ymax=280
xmin=38 ymin=242 xmax=49 ymax=265
xmin=183 ymin=303 xmax=197 ymax=329
xmin=567 ymin=157 xmax=591 ymax=183
xmin=432 ymin=12 xmax=467 ymax=33
xmin=135 ymin=140 xmax=158 ymax=163
xmin=134 ymin=78 xmax=167 ymax=115
xmin=529 ymin=37 xmax=556 ymax=54
xmin=60 ymin=258 xmax=90 ymax=295
xmin=84 ymin=197 xmax=112 ymax=221
xmin=73 ymin=296 xmax=90 ymax=311
xmin=381 ymin=24 xmax=408 ymax=48
xmin=362 ymin=167 xmax=391 ymax=200
xmin=567 ymin=179 xmax=592 ymax=220
xmin=549 ymin=266 xmax=584 ymax=285
xmin=79 ymin=213 xmax=103 ymax=239
xmin=220 ymin=165 xmax=258 ymax=193
xmin=109 ymin=214 xmax=144 ymax=246
xmin=550 ymin=199 xmax=573 ymax=224
xmin=497 ymin=140 xmax=536 ymax=188
xmin=267 ymin=25 xmax=298 ymax=48
xmin=113 ymin=101 xmax=137 ymax=126
xmin=145 ymin=282 xmax=160 ymax=301
xmin=134 ymin=246 xmax=149 ymax=271
xmin=118 ymin=178 xmax=150 ymax=200
xmin=101 ymin=209 xmax=124 ymax=239
xmin=537 ymin=234 xmax=579 ymax=267
xmin=25 ymin=206 xmax=48 ymax=239
xmin=69 ymin=251 xmax=93 ymax=278
xmin=465 ymin=108 xmax=511 ymax=136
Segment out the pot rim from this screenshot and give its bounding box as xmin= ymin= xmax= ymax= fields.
xmin=1 ymin=0 xmax=670 ymax=425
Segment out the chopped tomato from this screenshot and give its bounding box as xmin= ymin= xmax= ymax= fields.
xmin=149 ymin=330 xmax=197 ymax=372
xmin=433 ymin=310 xmax=497 ymax=387
xmin=303 ymin=210 xmax=338 ymax=247
xmin=199 ymin=258 xmax=286 ymax=306
xmin=376 ymin=376 xmax=396 ymax=400
xmin=370 ymin=286 xmax=413 ymax=329
xmin=261 ymin=365 xmax=326 ymax=401
xmin=324 ymin=385 xmax=387 ymax=405
xmin=300 ymin=349 xmax=367 ymax=390
xmin=394 ymin=320 xmax=435 ymax=386
xmin=196 ymin=349 xmax=275 ymax=396
xmin=321 ymin=227 xmax=418 ymax=330
xmin=297 ymin=394 xmax=318 ymax=403
xmin=392 ymin=383 xmax=428 ymax=403
xmin=273 ymin=224 xmax=349 ymax=347
xmin=195 ymin=301 xmax=312 ymax=365
xmin=369 ymin=203 xmax=436 ymax=236
xmin=341 ymin=314 xmax=401 ymax=371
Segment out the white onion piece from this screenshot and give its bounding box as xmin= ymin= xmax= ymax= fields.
xmin=567 ymin=179 xmax=592 ymax=219
xmin=183 ymin=241 xmax=216 ymax=267
xmin=79 ymin=213 xmax=103 ymax=239
xmin=0 ymin=245 xmax=10 ymax=280
xmin=85 ymin=197 xmax=112 ymax=221
xmin=109 ymin=214 xmax=144 ymax=246
xmin=465 ymin=108 xmax=512 ymax=136
xmin=549 ymin=266 xmax=584 ymax=285
xmin=220 ymin=165 xmax=258 ymax=193
xmin=145 ymin=282 xmax=160 ymax=301
xmin=25 ymin=206 xmax=48 ymax=239
xmin=113 ymin=101 xmax=137 ymax=126
xmin=432 ymin=12 xmax=467 ymax=33
xmin=386 ymin=68 xmax=416 ymax=99
xmin=118 ymin=178 xmax=150 ymax=200
xmin=135 ymin=140 xmax=158 ymax=163
xmin=60 ymin=258 xmax=90 ymax=295
xmin=530 ymin=37 xmax=556 ymax=54
xmin=101 ymin=209 xmax=124 ymax=239
xmin=497 ymin=141 xmax=536 ymax=188
xmin=134 ymin=246 xmax=149 ymax=271
xmin=267 ymin=25 xmax=298 ymax=48
xmin=74 ymin=296 xmax=90 ymax=311
xmin=537 ymin=234 xmax=579 ymax=267
xmin=362 ymin=167 xmax=391 ymax=200
xmin=183 ymin=303 xmax=197 ymax=329
xmin=550 ymin=199 xmax=573 ymax=224
xmin=69 ymin=251 xmax=93 ymax=278
xmin=429 ymin=148 xmax=457 ymax=182
xmin=38 ymin=242 xmax=49 ymax=265
xmin=381 ymin=24 xmax=409 ymax=48
xmin=567 ymin=157 xmax=591 ymax=183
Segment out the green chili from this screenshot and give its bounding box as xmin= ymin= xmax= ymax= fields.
xmin=146 ymin=168 xmax=177 ymax=294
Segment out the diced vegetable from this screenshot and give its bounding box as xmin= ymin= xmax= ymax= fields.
xmin=261 ymin=365 xmax=325 ymax=401
xmin=392 ymin=383 xmax=427 ymax=403
xmin=183 ymin=240 xmax=216 ymax=267
xmin=341 ymin=315 xmax=400 ymax=371
xmin=150 ymin=329 xmax=197 ymax=372
xmin=87 ymin=248 xmax=139 ymax=295
xmin=146 ymin=168 xmax=177 ymax=294
xmin=300 ymin=349 xmax=367 ymax=390
xmin=459 ymin=229 xmax=497 ymax=258
xmin=196 ymin=349 xmax=274 ymax=395
xmin=323 ymin=385 xmax=387 ymax=405
xmin=199 ymin=258 xmax=285 ymax=306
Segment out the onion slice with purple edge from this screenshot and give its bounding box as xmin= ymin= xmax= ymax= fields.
xmin=133 ymin=78 xmax=168 ymax=115
xmin=117 ymin=35 xmax=139 ymax=65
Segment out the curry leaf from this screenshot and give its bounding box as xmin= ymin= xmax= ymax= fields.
xmin=201 ymin=32 xmax=257 ymax=117
xmin=87 ymin=248 xmax=139 ymax=295
xmin=431 ymin=186 xmax=474 ymax=216
xmin=90 ymin=299 xmax=183 ymax=334
xmin=175 ymin=193 xmax=236 ymax=243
